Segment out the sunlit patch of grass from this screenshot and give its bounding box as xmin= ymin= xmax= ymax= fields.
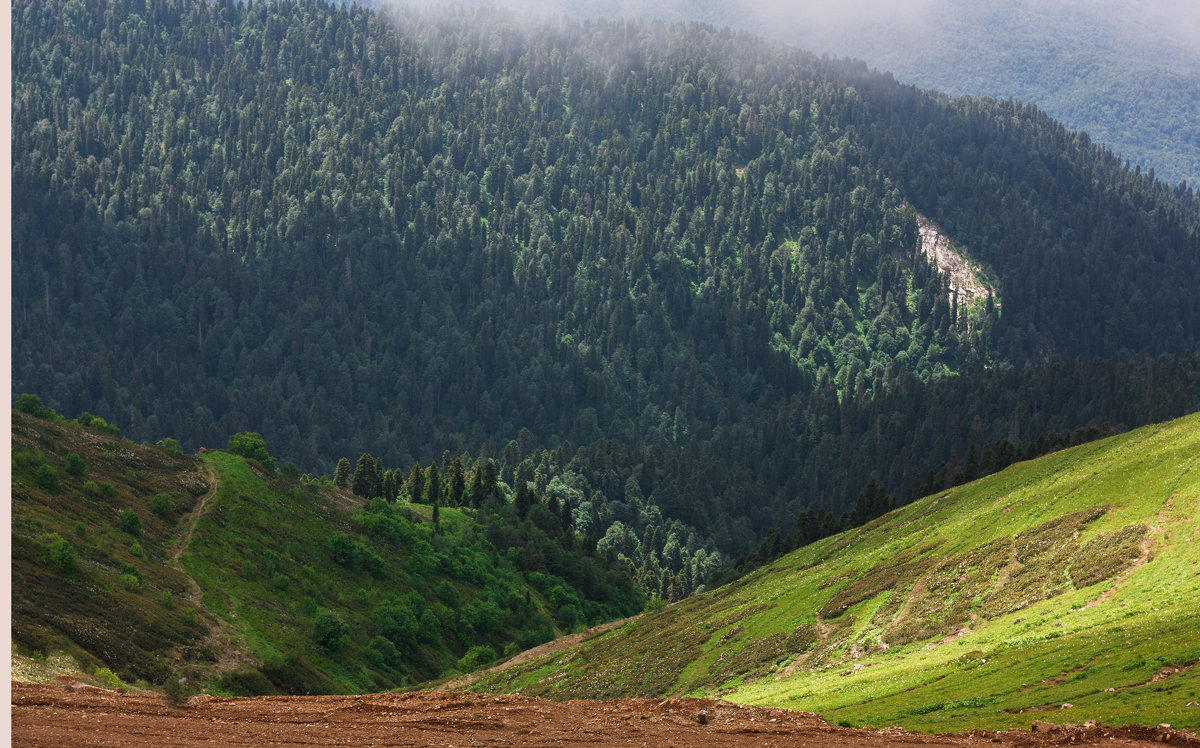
xmin=475 ymin=413 xmax=1200 ymax=732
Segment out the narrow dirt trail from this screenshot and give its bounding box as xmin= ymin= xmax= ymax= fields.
xmin=162 ymin=462 xmax=254 ymax=673
xmin=169 ymin=463 xmax=219 ymax=561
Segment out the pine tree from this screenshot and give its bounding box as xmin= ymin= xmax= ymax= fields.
xmin=468 ymin=465 xmax=484 ymax=508
xmin=515 ymin=481 xmax=533 ymax=519
xmin=382 ymin=469 xmax=398 ymax=502
xmin=482 ymin=459 xmax=499 ymax=506
xmin=449 ymin=457 xmax=465 ymax=507
xmin=352 ymin=453 xmax=381 ymax=498
xmin=426 ymin=463 xmax=441 ymax=506
xmin=334 ymin=457 xmax=352 ymax=490
xmin=406 ymin=464 xmax=425 ymax=503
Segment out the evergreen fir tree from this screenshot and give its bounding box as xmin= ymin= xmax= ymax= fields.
xmin=334 ymin=457 xmax=352 ymax=491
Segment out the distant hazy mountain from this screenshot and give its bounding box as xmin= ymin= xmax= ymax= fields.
xmin=419 ymin=0 xmax=1200 ymax=187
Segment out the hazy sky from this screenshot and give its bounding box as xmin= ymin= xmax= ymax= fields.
xmin=385 ymin=0 xmax=1200 ymax=65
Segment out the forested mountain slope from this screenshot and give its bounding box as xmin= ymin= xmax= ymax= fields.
xmin=473 ymin=411 xmax=1200 ymax=733
xmin=452 ymin=0 xmax=1200 ymax=189
xmin=13 ymin=0 xmax=1200 ymax=564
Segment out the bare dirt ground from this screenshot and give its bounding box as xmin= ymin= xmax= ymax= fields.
xmin=12 ymin=682 xmax=1197 ymax=747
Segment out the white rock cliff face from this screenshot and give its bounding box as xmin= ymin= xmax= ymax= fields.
xmin=915 ymin=214 xmax=993 ymax=313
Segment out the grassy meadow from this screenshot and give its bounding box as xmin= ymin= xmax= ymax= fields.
xmin=471 ymin=413 xmax=1200 ymax=731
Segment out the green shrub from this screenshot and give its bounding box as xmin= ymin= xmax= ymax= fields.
xmin=227 ymin=432 xmax=275 ymax=471
xmin=215 ymin=668 xmax=275 ymax=697
xmin=76 ymin=413 xmax=121 ymax=436
xmin=89 ymin=666 xmax=125 ymax=691
xmin=74 ymin=521 xmax=87 ymax=537
xmin=100 ymin=482 xmax=117 ymax=499
xmin=66 ymin=452 xmax=86 ymax=477
xmin=327 ymin=532 xmax=386 ymax=577
xmin=157 ymin=437 xmax=182 ymax=454
xmin=118 ymin=509 xmax=141 ymax=535
xmin=37 ymin=532 xmax=76 ymax=575
xmin=129 ymin=541 xmax=144 ymax=558
xmin=364 ymin=635 xmax=401 ymax=669
xmin=312 ymin=610 xmax=350 ymax=652
xmin=82 ymin=480 xmax=101 ymax=497
xmin=160 ymin=590 xmax=175 ymax=609
xmin=120 ymin=573 xmax=142 ymax=592
xmin=35 ymin=463 xmax=59 ymax=490
xmin=16 ymin=393 xmax=56 ymax=419
xmin=556 ymin=604 xmax=580 ymax=629
xmin=151 ymin=493 xmax=174 ymax=518
xmin=13 ymin=448 xmax=44 ymax=468
xmin=163 ymin=672 xmax=191 ymax=705
xmin=1068 ymin=524 xmax=1147 ymax=588
xmin=457 ymin=644 xmax=498 ymax=672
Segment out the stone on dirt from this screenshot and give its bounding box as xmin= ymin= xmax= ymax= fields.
xmin=1032 ymin=720 xmax=1059 ymax=733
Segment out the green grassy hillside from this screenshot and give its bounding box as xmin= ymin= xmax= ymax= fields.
xmin=471 ymin=412 xmax=1200 ymax=731
xmin=10 ymin=408 xmax=642 ymax=695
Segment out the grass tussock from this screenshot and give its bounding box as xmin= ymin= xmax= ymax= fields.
xmin=982 ymin=509 xmax=1105 ymax=617
xmin=885 ymin=538 xmax=1010 ymax=646
xmin=1068 ymin=524 xmax=1147 ymax=588
xmin=819 ymin=549 xmax=929 ymax=619
xmin=709 ymin=625 xmax=819 ymax=683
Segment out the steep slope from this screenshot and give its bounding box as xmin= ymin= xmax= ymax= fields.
xmin=13 ymin=0 xmax=1200 ymax=564
xmin=10 ymin=408 xmax=642 ymax=695
xmin=471 ymin=412 xmax=1200 ymax=732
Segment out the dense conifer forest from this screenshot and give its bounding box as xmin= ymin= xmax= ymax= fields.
xmin=524 ymin=0 xmax=1200 ymax=189
xmin=13 ymin=0 xmax=1200 ymax=589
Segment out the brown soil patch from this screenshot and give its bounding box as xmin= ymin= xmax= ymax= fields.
xmin=13 ymin=682 xmax=1197 ymax=747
